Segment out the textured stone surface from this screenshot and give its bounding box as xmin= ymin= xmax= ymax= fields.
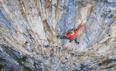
xmin=0 ymin=0 xmax=116 ymax=71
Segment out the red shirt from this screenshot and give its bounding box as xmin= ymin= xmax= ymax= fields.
xmin=66 ymin=24 xmax=84 ymax=40
xmin=66 ymin=32 xmax=78 ymax=40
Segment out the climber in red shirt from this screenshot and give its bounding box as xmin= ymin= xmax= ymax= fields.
xmin=66 ymin=24 xmax=84 ymax=44
xmin=57 ymin=24 xmax=84 ymax=44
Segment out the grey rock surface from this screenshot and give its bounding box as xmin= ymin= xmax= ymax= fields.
xmin=0 ymin=0 xmax=116 ymax=71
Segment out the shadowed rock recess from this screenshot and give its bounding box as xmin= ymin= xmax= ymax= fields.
xmin=0 ymin=0 xmax=116 ymax=71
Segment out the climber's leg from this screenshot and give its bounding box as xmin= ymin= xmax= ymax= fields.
xmin=74 ymin=39 xmax=78 ymax=43
xmin=66 ymin=39 xmax=73 ymax=44
xmin=69 ymin=40 xmax=73 ymax=42
xmin=74 ymin=38 xmax=79 ymax=44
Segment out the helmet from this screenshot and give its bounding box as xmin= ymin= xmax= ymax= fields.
xmin=70 ymin=31 xmax=74 ymax=35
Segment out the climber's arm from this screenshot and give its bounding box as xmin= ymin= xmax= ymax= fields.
xmin=74 ymin=24 xmax=85 ymax=34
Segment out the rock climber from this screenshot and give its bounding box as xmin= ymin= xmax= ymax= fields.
xmin=57 ymin=24 xmax=84 ymax=44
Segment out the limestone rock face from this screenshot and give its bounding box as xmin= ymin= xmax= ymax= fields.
xmin=0 ymin=0 xmax=116 ymax=71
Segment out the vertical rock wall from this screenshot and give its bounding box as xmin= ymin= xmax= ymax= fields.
xmin=0 ymin=0 xmax=116 ymax=71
